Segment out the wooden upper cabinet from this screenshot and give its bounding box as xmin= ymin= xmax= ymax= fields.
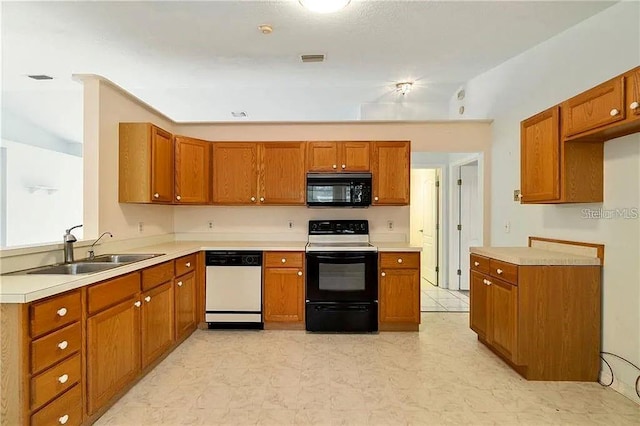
xmin=520 ymin=106 xmax=560 ymax=203
xmin=371 ymin=141 xmax=410 ymax=205
xmin=626 ymin=66 xmax=640 ymax=118
xmin=563 ymin=76 xmax=625 ymax=138
xmin=119 ymin=123 xmax=174 ymax=203
xmin=212 ymin=142 xmax=258 ymax=205
xmin=174 ymin=136 xmax=211 ymax=204
xmin=260 ymin=142 xmax=306 ymax=205
xmin=307 ymin=141 xmax=370 ymax=172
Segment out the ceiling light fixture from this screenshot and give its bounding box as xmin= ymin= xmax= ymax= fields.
xmin=299 ymin=0 xmax=351 ymax=14
xmin=258 ymin=24 xmax=273 ymax=34
xmin=396 ymin=82 xmax=413 ymax=95
xmin=231 ymin=111 xmax=248 ymax=118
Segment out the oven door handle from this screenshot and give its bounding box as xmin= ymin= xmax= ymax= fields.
xmin=313 ymin=255 xmax=368 ymax=263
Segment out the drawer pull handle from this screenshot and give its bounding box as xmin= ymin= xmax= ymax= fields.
xmin=397 ymin=258 xmax=403 ymax=264
xmin=134 ymin=301 xmax=141 ymax=307
xmin=56 ymin=308 xmax=67 ymax=317
xmin=474 ymin=261 xmax=480 ymax=267
xmin=145 ymin=296 xmax=151 ymax=302
xmin=630 ymin=101 xmax=639 ymax=110
xmin=281 ymin=258 xmax=286 ymax=263
xmin=177 ymin=281 xmax=183 ymax=287
xmin=297 ymin=271 xmax=303 ymax=276
xmin=59 ymin=414 xmax=69 ymax=425
xmin=610 ymin=108 xmax=620 ymax=117
xmin=186 ymin=262 xmax=191 ymax=267
xmin=57 ymin=340 xmax=68 ymax=350
xmin=58 ymin=374 xmax=69 ymax=384
xmin=496 ymin=268 xmax=503 ymax=275
xmin=381 ymin=272 xmax=386 ymax=277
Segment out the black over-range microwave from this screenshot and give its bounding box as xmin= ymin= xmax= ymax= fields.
xmin=306 ymin=173 xmax=372 ymax=207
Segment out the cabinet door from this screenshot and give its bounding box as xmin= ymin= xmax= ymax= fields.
xmin=307 ymin=142 xmax=338 ymax=172
xmin=264 ymin=267 xmax=304 ymax=323
xmin=260 ymin=142 xmax=306 ymax=205
xmin=175 ymin=136 xmax=211 ymax=204
xmin=340 ymin=142 xmax=370 ymax=172
xmin=379 ymin=268 xmax=420 ymax=323
xmin=87 ymin=297 xmax=141 ymax=415
xmin=488 ymin=277 xmax=518 ymax=362
xmin=371 ymin=141 xmax=410 ymax=205
xmin=563 ymin=76 xmax=625 ymax=137
xmin=141 ymin=282 xmax=174 ymax=369
xmin=520 ymin=106 xmax=560 ymax=203
xmin=150 ymin=126 xmax=174 ymax=203
xmin=470 ymin=271 xmax=489 ymax=338
xmin=627 ymin=67 xmax=640 ymax=118
xmin=175 ymin=272 xmax=197 ymax=341
xmin=212 ymin=143 xmax=258 ymax=204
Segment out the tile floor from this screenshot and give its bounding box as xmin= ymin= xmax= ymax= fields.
xmin=96 ymin=313 xmax=639 ymax=426
xmin=421 ymin=281 xmax=470 ymax=312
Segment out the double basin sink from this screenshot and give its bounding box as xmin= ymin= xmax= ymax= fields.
xmin=14 ymin=254 xmax=164 ymax=275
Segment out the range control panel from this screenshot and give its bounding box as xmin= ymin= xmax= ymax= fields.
xmin=308 ymin=220 xmax=369 ymax=235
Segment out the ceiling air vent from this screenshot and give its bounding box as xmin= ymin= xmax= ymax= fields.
xmin=301 ymin=54 xmax=325 ymax=63
xmin=231 ymin=111 xmax=248 ymax=118
xmin=27 ymin=74 xmax=53 ymax=80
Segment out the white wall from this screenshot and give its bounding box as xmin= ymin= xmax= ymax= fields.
xmin=0 ymin=139 xmax=83 ymax=247
xmin=457 ymin=1 xmax=640 ymax=403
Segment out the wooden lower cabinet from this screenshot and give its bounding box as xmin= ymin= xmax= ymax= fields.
xmin=175 ymin=271 xmax=197 ymax=341
xmin=31 ymin=385 xmax=83 ymax=426
xmin=87 ymin=296 xmax=141 ymax=415
xmin=263 ymin=252 xmax=305 ymax=328
xmin=141 ymin=282 xmax=174 ymax=368
xmin=487 ymin=277 xmax=518 ymax=362
xmin=378 ymin=252 xmax=420 ymax=331
xmin=469 ymin=271 xmax=489 ymax=338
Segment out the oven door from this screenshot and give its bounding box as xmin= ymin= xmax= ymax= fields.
xmin=306 ymin=251 xmax=378 ymax=302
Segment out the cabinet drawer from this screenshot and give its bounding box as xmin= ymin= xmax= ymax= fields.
xmin=175 ymin=253 xmax=197 ymax=277
xmin=470 ymin=254 xmax=490 ymax=274
xmin=489 ymin=259 xmax=518 ymax=285
xmin=31 ymin=322 xmax=81 ymax=374
xmin=142 ymin=261 xmax=174 ymax=291
xmin=265 ymin=252 xmax=304 ymax=268
xmin=88 ymin=272 xmax=140 ymax=315
xmin=379 ymin=252 xmax=420 ymax=269
xmin=31 ymin=385 xmax=83 ymax=426
xmin=31 ymin=353 xmax=81 ymax=410
xmin=30 ymin=291 xmax=81 ymax=339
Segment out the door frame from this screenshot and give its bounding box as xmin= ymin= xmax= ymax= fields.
xmin=449 ymin=154 xmax=484 ymax=290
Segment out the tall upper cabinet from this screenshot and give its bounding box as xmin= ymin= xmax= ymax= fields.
xmin=174 ymin=136 xmax=211 ymax=204
xmin=371 ymin=141 xmax=410 ymax=205
xmin=119 ymin=123 xmax=174 ymax=203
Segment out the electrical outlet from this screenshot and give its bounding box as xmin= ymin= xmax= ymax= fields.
xmin=514 ymin=190 xmax=521 ymax=202
xmin=387 ymin=220 xmax=394 ymax=230
xmin=138 ymin=222 xmax=144 ymax=233
xmin=288 ymin=220 xmax=294 ymax=230
xmin=504 ymin=221 xmax=511 ymax=233
xmin=208 ymin=221 xmax=214 ymax=230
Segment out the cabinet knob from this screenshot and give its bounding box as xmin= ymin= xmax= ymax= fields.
xmin=176 ymin=195 xmax=181 ymax=201
xmin=58 ymin=374 xmax=69 ymax=384
xmin=332 ymin=164 xmax=337 ymax=169
xmin=145 ymin=296 xmax=151 ymax=302
xmin=381 ymin=272 xmax=386 ymax=277
xmin=281 ymin=258 xmax=286 ymax=263
xmin=153 ymin=193 xmax=160 ymax=199
xmin=134 ymin=301 xmax=141 ymax=307
xmin=177 ymin=281 xmax=183 ymax=287
xmin=186 ymin=262 xmax=191 ymax=267
xmin=630 ymin=101 xmax=639 ymax=110
xmin=610 ymin=108 xmax=620 ymax=117
xmin=297 ymin=271 xmax=303 ymax=276
xmin=341 ymin=164 xmax=346 ymax=169
xmin=260 ymin=197 xmax=265 ymax=202
xmin=57 ymin=340 xmax=68 ymax=350
xmin=251 ymin=196 xmax=256 ymax=202
xmin=496 ymin=268 xmax=503 ymax=275
xmin=374 ymin=196 xmax=379 ymax=201
xmin=474 ymin=261 xmax=480 ymax=267
xmin=58 ymin=414 xmax=69 ymax=425
xmin=518 ymin=193 xmax=523 ymax=199
xmin=486 ymin=280 xmax=492 ymax=286
xmin=397 ymin=258 xmax=403 ymax=264
xmin=57 ymin=307 xmax=67 ymax=317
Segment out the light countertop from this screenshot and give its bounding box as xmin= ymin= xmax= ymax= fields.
xmin=470 ymin=247 xmax=601 ymax=266
xmin=1 ymin=240 xmax=419 ymax=303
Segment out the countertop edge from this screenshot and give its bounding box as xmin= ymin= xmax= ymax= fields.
xmin=469 ymin=247 xmax=601 ymax=266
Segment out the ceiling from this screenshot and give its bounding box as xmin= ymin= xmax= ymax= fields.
xmin=1 ymin=0 xmax=617 ymax=142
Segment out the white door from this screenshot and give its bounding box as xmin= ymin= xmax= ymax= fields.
xmin=459 ymin=163 xmax=480 ymax=291
xmin=422 ymin=169 xmax=437 ymax=285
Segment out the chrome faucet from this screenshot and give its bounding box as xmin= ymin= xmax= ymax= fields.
xmin=88 ymin=232 xmax=113 ymax=260
xmin=63 ymin=224 xmax=83 ymax=264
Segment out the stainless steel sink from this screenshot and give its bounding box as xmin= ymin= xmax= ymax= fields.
xmin=26 ymin=262 xmax=122 ymax=275
xmin=88 ymin=254 xmax=163 ymax=263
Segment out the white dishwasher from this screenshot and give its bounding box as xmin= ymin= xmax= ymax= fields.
xmin=205 ymin=251 xmax=263 ymax=329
